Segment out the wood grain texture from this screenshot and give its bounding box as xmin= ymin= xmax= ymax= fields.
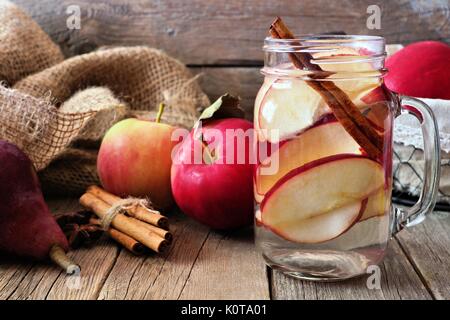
xmin=43 ymin=240 xmax=119 ymax=300
xmin=191 ymin=67 xmax=261 ymax=118
xmin=11 ymin=0 xmax=450 ymax=64
xmin=98 ymin=211 xmax=210 ymax=300
xmin=2 ymin=196 xmax=450 ymax=300
xmin=0 ymin=257 xmax=34 ymax=300
xmin=271 ymin=240 xmax=431 ymax=300
xmin=178 ymin=228 xmax=270 ymax=300
xmin=396 ymin=211 xmax=450 ymax=300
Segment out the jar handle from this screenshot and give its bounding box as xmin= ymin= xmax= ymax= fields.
xmin=393 ymin=96 xmax=441 ymax=234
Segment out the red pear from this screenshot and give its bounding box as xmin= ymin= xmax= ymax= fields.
xmin=0 ymin=140 xmax=79 ymax=273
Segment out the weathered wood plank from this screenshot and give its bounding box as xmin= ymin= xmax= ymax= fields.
xmin=1 ymin=198 xmax=119 ymax=300
xmin=43 ymin=240 xmax=119 ymax=300
xmin=0 ymin=257 xmax=34 ymax=300
xmin=178 ymin=228 xmax=270 ymax=300
xmin=271 ymin=240 xmax=432 ymax=300
xmin=395 ymin=211 xmax=450 ymax=300
xmin=98 ymin=211 xmax=210 ymax=300
xmin=191 ymin=67 xmax=261 ymax=118
xmin=12 ymin=0 xmax=450 ymax=64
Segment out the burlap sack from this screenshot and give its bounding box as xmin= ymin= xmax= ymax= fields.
xmin=0 ymin=0 xmax=64 ymax=85
xmin=0 ymin=86 xmax=95 ymax=170
xmin=59 ymin=87 xmax=128 ymax=147
xmin=14 ymin=46 xmax=209 ymax=121
xmin=0 ymin=1 xmax=210 ymax=195
xmin=39 ymin=148 xmax=99 ymax=196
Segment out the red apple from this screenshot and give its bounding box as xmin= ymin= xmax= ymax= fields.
xmin=385 ymin=41 xmax=450 ymax=99
xmin=171 ymin=118 xmax=254 ymax=230
xmin=97 ymin=117 xmax=177 ymax=209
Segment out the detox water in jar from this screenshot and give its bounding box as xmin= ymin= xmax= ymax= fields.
xmin=254 ymin=35 xmax=395 ymax=280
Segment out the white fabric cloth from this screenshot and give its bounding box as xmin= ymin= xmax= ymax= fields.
xmin=394 ymin=98 xmax=450 ymax=153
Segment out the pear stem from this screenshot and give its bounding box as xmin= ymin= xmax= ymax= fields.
xmin=49 ymin=245 xmax=80 ymax=275
xmin=155 ymin=103 xmax=165 ymax=123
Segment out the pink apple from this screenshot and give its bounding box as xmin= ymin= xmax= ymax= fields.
xmin=171 ymin=118 xmax=254 ymax=230
xmin=97 ymin=118 xmax=177 ymax=209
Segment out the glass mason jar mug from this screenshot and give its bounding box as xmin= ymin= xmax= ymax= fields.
xmin=253 ymin=35 xmax=440 ymax=281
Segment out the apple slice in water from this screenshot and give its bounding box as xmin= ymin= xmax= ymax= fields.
xmin=360 ymin=188 xmax=387 ymax=221
xmin=257 ymin=79 xmax=327 ymax=143
xmin=268 ymin=201 xmax=366 ymax=243
xmin=261 ymin=154 xmax=384 ymax=243
xmin=254 ymin=180 xmax=264 ymax=204
xmin=360 ymin=85 xmax=390 ymax=105
xmin=255 ymin=209 xmax=263 ymax=227
xmin=255 ymin=120 xmax=361 ymax=198
xmin=331 ymin=214 xmax=390 ymax=250
xmin=254 ymin=76 xmax=277 ymax=141
xmin=313 ymin=47 xmax=381 ymax=106
xmin=359 ymin=85 xmax=391 ymax=132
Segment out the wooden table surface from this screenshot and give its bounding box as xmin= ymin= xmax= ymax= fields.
xmin=1 ymin=198 xmax=449 ymax=300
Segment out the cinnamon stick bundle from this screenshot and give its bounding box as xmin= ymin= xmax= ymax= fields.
xmin=79 ymin=192 xmax=170 ymax=253
xmin=87 ymin=185 xmax=169 ymax=229
xmin=89 ymin=217 xmax=146 ymax=255
xmin=269 ymin=17 xmax=383 ymax=160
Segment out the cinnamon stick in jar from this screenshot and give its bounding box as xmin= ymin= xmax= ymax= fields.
xmin=80 ymin=193 xmax=169 ymax=253
xmin=87 ymin=185 xmax=169 ymax=229
xmin=269 ymin=17 xmax=383 ymax=160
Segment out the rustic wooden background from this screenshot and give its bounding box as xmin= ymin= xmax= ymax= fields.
xmin=3 ymin=0 xmax=450 ymax=300
xmin=0 ymin=0 xmax=450 ymax=300
xmin=10 ymin=0 xmax=450 ymax=117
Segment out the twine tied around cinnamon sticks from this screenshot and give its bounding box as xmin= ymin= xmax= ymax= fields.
xmin=101 ymin=197 xmax=153 ymax=231
xmin=79 ymin=186 xmax=172 ymax=254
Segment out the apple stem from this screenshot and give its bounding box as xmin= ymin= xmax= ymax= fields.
xmin=199 ymin=133 xmax=215 ymax=165
xmin=49 ymin=244 xmax=81 ymax=275
xmin=155 ymin=103 xmax=165 ymax=123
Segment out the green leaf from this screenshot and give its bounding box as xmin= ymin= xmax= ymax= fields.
xmin=193 ymin=94 xmax=245 ymax=134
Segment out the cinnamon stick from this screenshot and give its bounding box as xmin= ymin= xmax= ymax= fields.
xmin=89 ymin=217 xmax=146 ymax=255
xmin=87 ymin=185 xmax=169 ymax=229
xmin=269 ymin=17 xmax=383 ymax=160
xmin=80 ymin=193 xmax=169 ymax=253
xmin=132 ymin=218 xmax=173 ymax=242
